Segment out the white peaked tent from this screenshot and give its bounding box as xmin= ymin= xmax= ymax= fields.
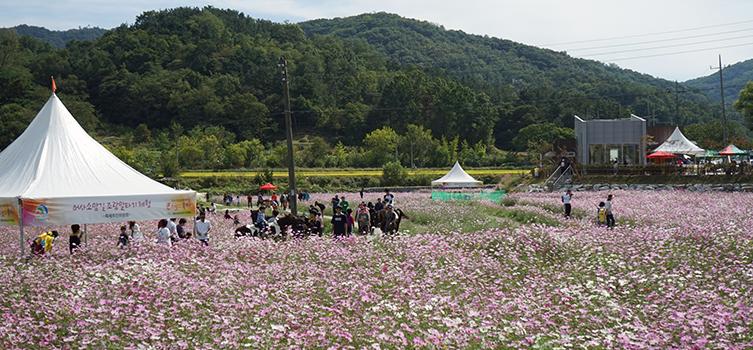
xmin=0 ymin=94 xmax=195 ymax=254
xmin=652 ymin=127 xmax=705 ymax=156
xmin=431 ymin=161 xmax=483 ymax=187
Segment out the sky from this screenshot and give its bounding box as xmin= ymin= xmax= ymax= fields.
xmin=3 ymin=0 xmax=753 ymax=82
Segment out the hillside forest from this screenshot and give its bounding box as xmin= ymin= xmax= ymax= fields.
xmin=1 ymin=7 xmax=752 ymax=179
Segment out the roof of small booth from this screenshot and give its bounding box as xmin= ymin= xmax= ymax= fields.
xmin=0 ymin=93 xmax=188 ymax=200
xmin=652 ymin=127 xmax=705 ymax=156
xmin=431 ymin=161 xmax=483 ymax=187
xmin=718 ymin=144 xmax=747 ymax=156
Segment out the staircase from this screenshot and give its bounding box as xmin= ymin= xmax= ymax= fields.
xmin=544 ymin=165 xmax=572 ymax=192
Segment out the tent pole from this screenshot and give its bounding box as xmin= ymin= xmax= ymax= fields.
xmin=18 ymin=198 xmax=24 ymax=258
xmin=84 ymin=224 xmax=88 ymax=246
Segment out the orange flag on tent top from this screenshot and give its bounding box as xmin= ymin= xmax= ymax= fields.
xmin=51 ymin=76 xmax=56 ymax=92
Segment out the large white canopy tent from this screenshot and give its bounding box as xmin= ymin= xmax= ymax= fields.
xmin=431 ymin=161 xmax=483 ymax=188
xmin=652 ymin=127 xmax=705 ymax=156
xmin=0 ymin=93 xmax=196 ymax=255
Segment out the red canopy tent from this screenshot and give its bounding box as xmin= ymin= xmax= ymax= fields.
xmin=647 ymin=151 xmax=676 ymax=158
xmin=718 ymin=144 xmax=747 ymax=156
xmin=259 ymin=183 xmax=278 ymax=190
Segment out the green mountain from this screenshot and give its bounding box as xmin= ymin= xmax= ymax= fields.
xmin=12 ymin=24 xmax=107 ymax=49
xmin=298 ymin=12 xmax=725 ymax=126
xmin=684 ymin=58 xmax=753 ymax=104
xmin=0 ymin=8 xmax=737 ymax=158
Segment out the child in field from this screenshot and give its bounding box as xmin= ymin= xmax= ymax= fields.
xmin=597 ymin=202 xmax=607 ymax=227
xmin=31 ymin=230 xmax=59 ymax=256
xmin=118 ymin=226 xmax=129 ymax=248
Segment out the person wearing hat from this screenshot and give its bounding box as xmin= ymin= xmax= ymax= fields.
xmin=31 ymin=230 xmax=59 ymax=256
xmin=331 ymin=205 xmax=347 ymax=238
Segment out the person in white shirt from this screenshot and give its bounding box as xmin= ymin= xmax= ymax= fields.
xmin=167 ymin=218 xmax=178 ymax=243
xmin=383 ymin=188 xmax=395 ymax=206
xmin=156 ymin=219 xmax=172 ymax=246
xmin=195 ymin=214 xmax=212 ymax=246
xmin=129 ymin=221 xmax=143 ymax=242
xmin=561 ymin=189 xmax=573 ymax=218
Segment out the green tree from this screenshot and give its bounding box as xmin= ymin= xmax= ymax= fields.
xmin=0 ymin=103 xmax=33 ymax=149
xmin=0 ymin=28 xmax=20 ymax=68
xmin=178 ymin=145 xmax=204 ymax=168
xmin=302 ymin=136 xmax=329 ymax=167
xmin=237 ymin=139 xmax=265 ymax=168
xmin=223 ymin=143 xmax=247 ymax=169
xmin=363 ymin=126 xmax=397 ymax=167
xmin=159 ymin=150 xmax=180 ymax=177
xmin=134 ymin=123 xmax=152 ymax=144
xmin=381 ymin=161 xmax=408 ymax=186
xmin=733 ymin=81 xmax=753 ymax=131
xmin=401 ymin=124 xmax=434 ymax=167
xmin=512 ymin=123 xmax=574 ymax=151
xmin=684 ymin=120 xmax=751 ymax=150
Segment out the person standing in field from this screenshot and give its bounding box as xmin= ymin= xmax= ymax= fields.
xmin=331 ymin=206 xmax=347 ymax=239
xmin=356 ymin=204 xmax=371 ymax=235
xmin=605 ymin=194 xmax=615 ymax=228
xmin=195 ymin=213 xmax=211 ymax=246
xmin=561 ymin=189 xmax=573 ymax=219
xmin=346 ymin=208 xmax=355 ymax=236
xmin=382 ymin=204 xmax=398 ymax=236
xmin=339 ymin=196 xmax=350 ymax=213
xmin=156 ymin=219 xmax=171 ymax=246
xmin=69 ymin=224 xmax=83 ymax=254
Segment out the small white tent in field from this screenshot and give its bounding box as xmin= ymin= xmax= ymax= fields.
xmin=431 ymin=161 xmax=483 ymax=188
xmin=652 ymin=127 xmax=705 ymax=156
xmin=0 ymin=93 xmax=196 ymax=254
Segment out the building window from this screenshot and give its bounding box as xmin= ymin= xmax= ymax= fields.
xmin=623 ymin=144 xmax=639 ymax=165
xmin=607 ymin=144 xmax=622 ymax=164
xmin=589 ymin=144 xmax=606 ymax=164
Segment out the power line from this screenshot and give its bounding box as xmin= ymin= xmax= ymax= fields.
xmin=602 ymin=42 xmax=753 ymax=61
xmin=566 ymin=27 xmax=753 ymax=52
xmin=582 ymin=34 xmax=753 ymax=57
xmin=542 ymin=19 xmax=753 ymax=46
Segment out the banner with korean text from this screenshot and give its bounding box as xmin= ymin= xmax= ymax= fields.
xmin=0 ymin=198 xmax=20 ymax=226
xmin=9 ymin=192 xmax=196 ymax=227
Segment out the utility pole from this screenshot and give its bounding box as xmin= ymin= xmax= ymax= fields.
xmin=410 ymin=140 xmax=414 ymax=172
xmin=711 ymin=55 xmax=729 ymax=145
xmin=674 ymin=81 xmax=679 ymax=125
xmin=278 ymin=56 xmax=297 ymax=215
xmin=395 ymin=135 xmax=398 ymax=163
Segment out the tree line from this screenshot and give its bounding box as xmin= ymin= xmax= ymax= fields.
xmin=1 ymin=7 xmax=748 ymax=177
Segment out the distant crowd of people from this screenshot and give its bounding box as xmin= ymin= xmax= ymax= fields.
xmin=29 ymin=188 xmax=401 ymax=256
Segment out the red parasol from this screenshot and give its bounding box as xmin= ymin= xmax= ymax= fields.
xmin=259 ymin=183 xmax=278 ymax=190
xmin=647 ymin=151 xmax=676 ymax=158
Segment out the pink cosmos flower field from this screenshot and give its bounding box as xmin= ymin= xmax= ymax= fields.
xmin=0 ymin=190 xmax=751 ymax=349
